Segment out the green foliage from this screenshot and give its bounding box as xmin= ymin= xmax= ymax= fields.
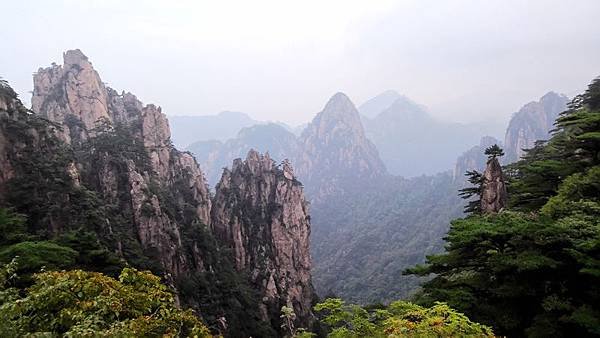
xmin=408 ymin=77 xmax=600 ymax=337
xmin=312 ymin=173 xmax=464 ymax=304
xmin=0 ymin=241 xmax=77 ymax=274
xmin=458 ymin=170 xmax=483 ymax=214
xmin=177 ymin=222 xmax=276 ymax=337
xmin=0 ymin=208 xmax=28 ymax=246
xmin=0 ymin=267 xmax=211 ymax=337
xmin=313 ymin=298 xmax=494 ymax=337
xmin=484 ymin=144 xmax=504 ymax=158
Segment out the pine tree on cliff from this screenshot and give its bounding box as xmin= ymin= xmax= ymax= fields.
xmin=406 ymin=77 xmax=600 ymax=337
xmin=480 ymin=144 xmax=507 ymax=213
xmin=458 ymin=144 xmax=507 ymax=214
xmin=458 ymin=170 xmax=484 ymax=214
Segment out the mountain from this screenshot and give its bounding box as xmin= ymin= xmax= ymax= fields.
xmin=168 ymin=111 xmax=258 ymax=148
xmin=504 ymin=91 xmax=569 ymax=162
xmin=361 ymin=92 xmax=483 ymax=177
xmin=185 ymin=91 xmax=463 ymax=303
xmin=212 ymin=150 xmax=315 ymax=329
xmin=310 ymin=173 xmax=463 ymax=304
xmin=1 ymin=50 xmax=315 ymax=337
xmin=296 ymin=92 xmax=386 ymax=200
xmin=187 ymin=123 xmax=300 ymax=186
xmin=359 ymin=90 xmax=404 ymax=118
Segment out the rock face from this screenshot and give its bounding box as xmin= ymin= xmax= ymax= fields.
xmin=3 ymin=51 xmax=320 ymax=335
xmin=212 ymin=150 xmax=315 ymax=330
xmin=453 ymin=136 xmax=500 ymax=180
xmin=30 ymin=49 xmax=212 ymax=277
xmin=480 ymin=157 xmax=507 ymax=213
xmin=504 ymin=92 xmax=568 ymax=162
xmin=296 ymin=92 xmax=386 ymax=200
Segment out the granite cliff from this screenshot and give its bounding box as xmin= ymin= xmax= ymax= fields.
xmin=296 ymin=92 xmax=386 ymax=201
xmin=0 ymin=51 xmax=316 ymax=337
xmin=504 ymin=92 xmax=568 ymax=162
xmin=212 ymin=150 xmax=315 ymax=330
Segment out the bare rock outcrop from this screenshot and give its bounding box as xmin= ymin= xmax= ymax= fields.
xmin=504 ymin=92 xmax=568 ymax=162
xmin=30 ymin=50 xmax=212 ymax=277
xmin=481 ymin=156 xmax=507 ymax=213
xmin=296 ymin=92 xmax=386 ymax=201
xmin=212 ymin=149 xmax=315 ymax=331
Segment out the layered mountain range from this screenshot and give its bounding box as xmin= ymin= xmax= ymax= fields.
xmin=186 ymin=89 xmax=465 ymax=303
xmin=0 ymin=50 xmax=315 ymax=337
xmin=360 ymin=91 xmax=484 ymax=177
xmin=186 ymin=85 xmax=570 ymax=304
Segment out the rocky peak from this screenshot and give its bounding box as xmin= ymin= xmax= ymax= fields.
xmin=454 ymin=136 xmax=501 ymax=180
xmin=30 ymin=50 xmax=212 ymax=277
xmin=297 ymin=92 xmax=386 ymax=200
xmin=481 ymin=156 xmax=507 ymax=213
xmin=504 ymin=92 xmax=568 ymax=162
xmin=212 ymin=149 xmax=315 ymax=331
xmin=32 ymin=49 xmax=110 ymax=142
xmin=306 ymin=92 xmax=364 ymax=138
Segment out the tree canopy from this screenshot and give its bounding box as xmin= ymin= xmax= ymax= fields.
xmin=407 ymin=77 xmax=600 ymax=337
xmin=0 ymin=266 xmax=211 ymax=337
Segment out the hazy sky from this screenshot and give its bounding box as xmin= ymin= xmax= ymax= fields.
xmin=2 ymin=0 xmax=599 ymax=127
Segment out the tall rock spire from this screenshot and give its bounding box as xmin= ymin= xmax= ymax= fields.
xmin=480 ymin=156 xmax=508 ymax=213
xmin=296 ymin=92 xmax=386 ymax=201
xmin=212 ymin=149 xmax=315 ymax=332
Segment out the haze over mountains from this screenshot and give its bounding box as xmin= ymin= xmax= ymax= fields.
xmin=181 ymin=81 xmax=570 ymax=304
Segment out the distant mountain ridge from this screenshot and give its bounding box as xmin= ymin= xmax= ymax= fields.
xmin=360 ymin=91 xmax=483 ymax=177
xmin=169 ymin=111 xmax=258 ymax=148
xmin=187 ymin=123 xmax=300 ymax=186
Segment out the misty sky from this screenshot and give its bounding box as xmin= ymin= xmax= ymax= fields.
xmin=2 ymin=0 xmax=599 ymax=127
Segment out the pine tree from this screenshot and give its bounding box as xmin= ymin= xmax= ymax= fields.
xmin=407 ymin=77 xmax=600 ymax=337
xmin=484 ymin=144 xmax=504 ymax=159
xmin=458 ymin=170 xmax=483 ymax=214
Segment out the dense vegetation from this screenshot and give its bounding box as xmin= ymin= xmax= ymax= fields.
xmin=312 ymin=298 xmax=494 ymax=337
xmin=0 ymin=263 xmax=211 ymax=337
xmin=408 ymin=77 xmax=600 ymax=337
xmin=311 ymin=173 xmax=463 ymax=304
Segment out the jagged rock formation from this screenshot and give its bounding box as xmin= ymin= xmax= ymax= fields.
xmin=30 ymin=49 xmax=212 ymax=277
xmin=453 ymin=136 xmax=501 ymax=180
xmin=296 ymin=92 xmax=386 ymax=200
xmin=186 ymin=92 xmax=465 ymax=304
xmin=188 ymin=92 xmax=387 ymax=202
xmin=0 ymin=50 xmax=318 ymax=336
xmin=211 ymin=150 xmax=315 ymax=330
xmin=480 ymin=157 xmax=507 ymax=213
xmin=504 ymin=92 xmax=568 ymax=162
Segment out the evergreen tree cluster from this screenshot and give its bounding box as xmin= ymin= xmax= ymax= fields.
xmin=407 ymin=77 xmax=600 ymax=337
